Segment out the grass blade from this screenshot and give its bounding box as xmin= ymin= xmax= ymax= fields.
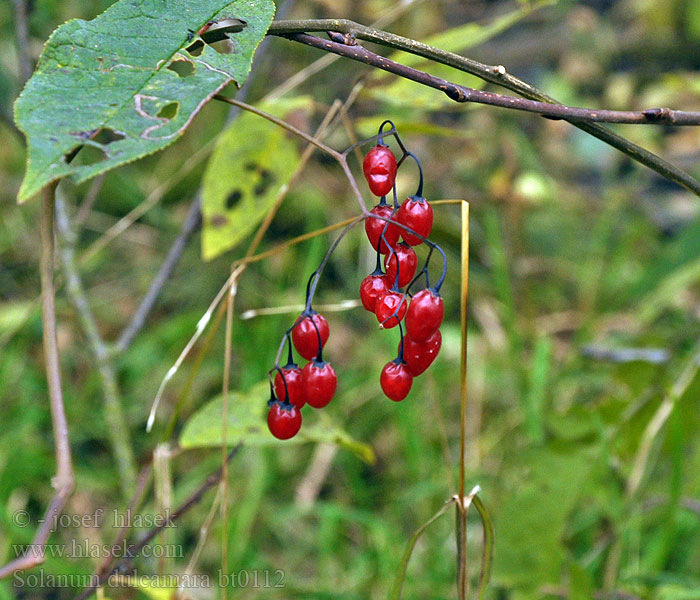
xmin=472 ymin=493 xmax=495 ymax=600
xmin=388 ymin=498 xmax=456 ymax=600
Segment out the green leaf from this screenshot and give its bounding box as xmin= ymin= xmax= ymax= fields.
xmin=179 ymin=382 xmax=375 ymax=463
xmin=14 ymin=0 xmax=275 ymax=203
xmin=201 ymin=97 xmax=309 ymax=260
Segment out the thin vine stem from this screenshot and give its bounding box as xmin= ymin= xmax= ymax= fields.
xmin=274 ymin=32 xmax=700 ymax=125
xmin=0 ymin=184 xmax=75 ymax=580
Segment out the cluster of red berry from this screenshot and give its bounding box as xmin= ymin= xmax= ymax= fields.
xmin=266 ymin=121 xmax=446 ymax=439
xmin=266 ymin=310 xmax=337 ymax=440
xmin=360 ymin=128 xmax=445 ymax=403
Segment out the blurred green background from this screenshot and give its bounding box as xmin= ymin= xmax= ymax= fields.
xmin=2 ymin=0 xmax=700 ymax=598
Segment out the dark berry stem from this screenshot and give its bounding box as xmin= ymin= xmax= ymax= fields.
xmin=309 ymin=311 xmax=324 ymax=363
xmin=432 ymin=243 xmax=448 ymax=294
xmin=285 ymin=335 xmax=295 ymax=367
xmin=304 ymin=217 xmax=363 ymax=312
xmin=267 ymin=381 xmax=277 ymax=408
xmin=271 ymin=365 xmax=290 ymax=403
xmin=383 ymin=241 xmax=400 ymax=291
xmin=372 ymin=250 xmax=384 ymax=276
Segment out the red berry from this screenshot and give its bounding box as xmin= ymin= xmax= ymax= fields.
xmin=365 ymin=204 xmax=400 ymax=254
xmin=302 ymin=360 xmax=337 ymax=408
xmin=274 ymin=365 xmax=305 ymax=408
xmin=362 ymin=145 xmax=398 ymax=197
xmin=384 ymin=243 xmax=417 ymax=288
xmin=267 ymin=401 xmax=302 ymax=440
xmin=397 ymin=196 xmax=433 ymax=246
xmin=402 ymin=329 xmax=442 ymax=375
xmin=405 ymin=289 xmax=444 ymax=342
xmin=292 ymin=312 xmax=330 ymax=360
xmin=375 ymin=290 xmax=408 ymax=329
xmin=380 ymin=360 xmax=413 ymax=401
xmin=360 ymin=273 xmax=390 ymax=312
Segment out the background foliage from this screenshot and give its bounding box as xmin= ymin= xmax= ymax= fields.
xmin=2 ymin=0 xmax=700 ymax=598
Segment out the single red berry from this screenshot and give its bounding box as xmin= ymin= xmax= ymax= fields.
xmin=402 ymin=329 xmax=442 ymax=375
xmin=292 ymin=312 xmax=330 ymax=360
xmin=397 ymin=196 xmax=433 ymax=246
xmin=384 ymin=243 xmax=417 ymax=288
xmin=360 ymin=273 xmax=390 ymax=312
xmin=302 ymin=360 xmax=337 ymax=408
xmin=267 ymin=401 xmax=302 ymax=440
xmin=375 ymin=290 xmax=408 ymax=329
xmin=380 ymin=360 xmax=414 ymax=401
xmin=274 ymin=365 xmax=305 ymax=408
xmin=365 ymin=203 xmax=401 ymax=254
xmin=405 ymin=289 xmax=444 ymax=342
xmin=362 ymin=144 xmax=398 ymax=197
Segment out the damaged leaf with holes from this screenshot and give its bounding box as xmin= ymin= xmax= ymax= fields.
xmin=201 ymin=98 xmax=311 ymax=260
xmin=13 ymin=0 xmax=275 ymax=203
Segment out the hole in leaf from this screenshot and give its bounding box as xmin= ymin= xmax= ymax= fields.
xmin=200 ymin=18 xmax=247 ymax=43
xmin=157 ymin=102 xmax=179 ymax=120
xmin=186 ymin=19 xmax=247 ymax=56
xmin=226 ymin=190 xmax=243 ymax=209
xmin=185 ymin=40 xmax=204 ymax=56
xmin=70 ymin=145 xmax=107 ymax=166
xmin=167 ymin=60 xmax=194 ymax=78
xmin=208 ymin=39 xmax=235 ymax=55
xmin=92 ymin=128 xmax=126 ymax=145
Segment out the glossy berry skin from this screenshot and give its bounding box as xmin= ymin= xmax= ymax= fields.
xmin=384 ymin=243 xmax=417 ymax=288
xmin=365 ymin=204 xmax=401 ymax=254
xmin=267 ymin=401 xmax=302 ymax=440
xmin=363 ymin=145 xmax=398 ymax=197
xmin=380 ymin=360 xmax=414 ymax=401
xmin=292 ymin=312 xmax=330 ymax=360
xmin=405 ymin=289 xmax=444 ymax=342
xmin=360 ymin=273 xmax=390 ymax=312
xmin=274 ymin=365 xmax=305 ymax=408
xmin=397 ymin=196 xmax=433 ymax=246
xmin=375 ymin=290 xmax=408 ymax=329
xmin=302 ymin=360 xmax=337 ymax=408
xmin=402 ymin=329 xmax=442 ymax=375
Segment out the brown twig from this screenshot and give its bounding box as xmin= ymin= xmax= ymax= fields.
xmin=282 ymin=32 xmax=700 ymax=125
xmin=0 ymin=185 xmax=75 ymax=580
xmin=268 ymin=19 xmax=700 ymax=197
